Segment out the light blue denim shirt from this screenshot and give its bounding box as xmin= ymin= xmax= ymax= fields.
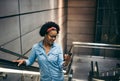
xmin=26 ymin=40 xmax=64 ymax=81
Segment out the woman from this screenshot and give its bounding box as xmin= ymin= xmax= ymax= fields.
xmin=13 ymin=21 xmax=64 ymax=81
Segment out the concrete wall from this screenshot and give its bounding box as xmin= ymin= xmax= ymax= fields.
xmin=0 ymin=0 xmax=67 ymax=81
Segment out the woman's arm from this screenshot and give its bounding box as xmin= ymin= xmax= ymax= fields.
xmin=13 ymin=44 xmax=37 ymax=66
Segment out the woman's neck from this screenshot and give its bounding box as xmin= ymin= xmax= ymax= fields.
xmin=43 ymin=39 xmax=51 ymax=47
xmin=43 ymin=40 xmax=51 ymax=54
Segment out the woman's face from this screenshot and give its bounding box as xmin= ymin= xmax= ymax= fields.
xmin=45 ymin=30 xmax=57 ymax=45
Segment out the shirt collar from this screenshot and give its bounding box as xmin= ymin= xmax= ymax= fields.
xmin=39 ymin=40 xmax=56 ymax=48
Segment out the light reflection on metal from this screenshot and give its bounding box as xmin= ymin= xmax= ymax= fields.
xmin=0 ymin=72 xmax=7 ymax=79
xmin=73 ymin=42 xmax=120 ymax=50
xmin=92 ymin=78 xmax=105 ymax=81
xmin=0 ymin=67 xmax=40 ymax=75
xmin=50 ymin=0 xmax=55 ymax=21
xmin=57 ymin=0 xmax=63 ymax=47
xmin=73 ymin=42 xmax=120 ymax=47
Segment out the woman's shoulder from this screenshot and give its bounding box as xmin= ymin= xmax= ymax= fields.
xmin=32 ymin=43 xmax=39 ymax=49
xmin=33 ymin=43 xmax=39 ymax=47
xmin=53 ymin=42 xmax=62 ymax=49
xmin=32 ymin=41 xmax=42 ymax=48
xmin=33 ymin=41 xmax=43 ymax=48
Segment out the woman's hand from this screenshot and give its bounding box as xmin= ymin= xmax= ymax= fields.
xmin=64 ymin=54 xmax=71 ymax=66
xmin=12 ymin=59 xmax=25 ymax=66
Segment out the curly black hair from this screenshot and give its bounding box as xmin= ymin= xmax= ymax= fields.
xmin=39 ymin=21 xmax=60 ymax=36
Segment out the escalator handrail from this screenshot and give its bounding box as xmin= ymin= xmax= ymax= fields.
xmin=0 ymin=47 xmax=28 ymax=59
xmin=64 ymin=46 xmax=74 ymax=75
xmin=0 ymin=58 xmax=39 ymax=72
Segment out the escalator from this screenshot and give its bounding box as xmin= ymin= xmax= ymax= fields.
xmin=88 ymin=61 xmax=120 ymax=81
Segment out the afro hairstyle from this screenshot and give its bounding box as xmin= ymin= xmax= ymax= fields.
xmin=39 ymin=21 xmax=60 ymax=36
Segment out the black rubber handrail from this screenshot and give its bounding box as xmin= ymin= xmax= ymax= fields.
xmin=64 ymin=46 xmax=74 ymax=75
xmin=0 ymin=47 xmax=28 ymax=59
xmin=0 ymin=58 xmax=39 ymax=72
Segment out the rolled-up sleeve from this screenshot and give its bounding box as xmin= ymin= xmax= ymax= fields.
xmin=58 ymin=46 xmax=64 ymax=69
xmin=25 ymin=45 xmax=37 ymax=66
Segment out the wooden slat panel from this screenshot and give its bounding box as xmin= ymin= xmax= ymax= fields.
xmin=68 ymin=7 xmax=96 ymax=15
xmin=67 ymin=0 xmax=96 ymax=55
xmin=68 ymin=14 xmax=95 ymax=21
xmin=68 ymin=0 xmax=96 ymax=7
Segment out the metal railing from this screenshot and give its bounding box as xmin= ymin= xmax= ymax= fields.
xmin=0 ymin=58 xmax=40 ymax=81
xmin=72 ymin=41 xmax=120 ymax=81
xmin=64 ymin=45 xmax=74 ymax=81
xmin=89 ymin=61 xmax=120 ymax=81
xmin=72 ymin=42 xmax=120 ymax=58
xmin=0 ymin=47 xmax=40 ymax=81
xmin=73 ymin=42 xmax=120 ymax=50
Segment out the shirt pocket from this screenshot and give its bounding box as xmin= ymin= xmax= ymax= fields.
xmin=48 ymin=53 xmax=58 ymax=62
xmin=36 ymin=50 xmax=46 ymax=61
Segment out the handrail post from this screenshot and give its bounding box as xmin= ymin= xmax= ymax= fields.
xmin=68 ymin=69 xmax=73 ymax=81
xmin=88 ymin=61 xmax=94 ymax=81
